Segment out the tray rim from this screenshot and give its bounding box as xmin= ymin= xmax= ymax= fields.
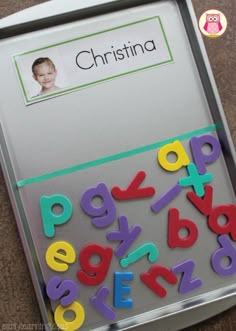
xmin=0 ymin=0 xmax=236 ymax=330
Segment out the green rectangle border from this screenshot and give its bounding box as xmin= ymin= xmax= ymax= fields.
xmin=13 ymin=16 xmax=174 ymax=105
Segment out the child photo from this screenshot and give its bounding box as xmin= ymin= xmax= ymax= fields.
xmin=14 ymin=48 xmax=70 ymax=104
xmin=32 ymin=57 xmax=61 ymax=96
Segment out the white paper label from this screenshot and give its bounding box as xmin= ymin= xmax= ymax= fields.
xmin=14 ymin=17 xmax=173 ymax=105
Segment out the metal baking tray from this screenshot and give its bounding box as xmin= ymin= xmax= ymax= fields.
xmin=0 ymin=1 xmax=236 ymax=330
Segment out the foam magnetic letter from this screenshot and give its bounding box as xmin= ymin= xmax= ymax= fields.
xmin=77 ymin=244 xmax=113 ymax=286
xmin=111 ymin=170 xmax=155 ymax=200
xmin=211 ymin=235 xmax=236 ymax=276
xmin=114 ymin=272 xmax=134 ymax=308
xmin=90 ymin=286 xmax=116 ymax=320
xmin=107 ymin=215 xmax=142 ymax=257
xmin=157 ymin=141 xmax=190 ymax=172
xmin=46 ymin=276 xmax=79 ymax=306
xmin=120 ymin=242 xmax=159 ymax=268
xmin=45 ymin=241 xmax=76 ymax=272
xmin=141 ymin=266 xmax=177 ymax=298
xmin=151 ymin=184 xmax=183 ymax=213
xmin=40 ymin=194 xmax=72 ymax=238
xmin=178 ymin=163 xmax=213 ymax=197
xmin=171 ymin=260 xmax=203 ymax=294
xmin=54 ymin=301 xmax=85 ymax=331
xmin=80 ymin=183 xmax=116 ymax=228
xmin=190 ymin=134 xmax=221 ymax=174
xmin=168 ymin=208 xmax=198 ymax=248
xmin=187 ymin=185 xmax=213 ymax=215
xmin=208 ymin=205 xmax=236 ymax=240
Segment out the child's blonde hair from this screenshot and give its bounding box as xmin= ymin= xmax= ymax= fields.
xmin=32 ymin=57 xmax=56 ymax=75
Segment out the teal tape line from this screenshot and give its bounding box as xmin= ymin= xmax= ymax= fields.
xmin=17 ymin=124 xmax=218 ymax=188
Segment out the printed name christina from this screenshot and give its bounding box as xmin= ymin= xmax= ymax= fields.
xmin=75 ymin=40 xmax=156 ymax=70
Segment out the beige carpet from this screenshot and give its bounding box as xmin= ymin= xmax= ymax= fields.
xmin=0 ymin=1 xmax=235 ymax=330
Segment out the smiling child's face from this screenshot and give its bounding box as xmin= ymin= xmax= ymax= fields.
xmin=33 ymin=63 xmax=57 ymax=91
